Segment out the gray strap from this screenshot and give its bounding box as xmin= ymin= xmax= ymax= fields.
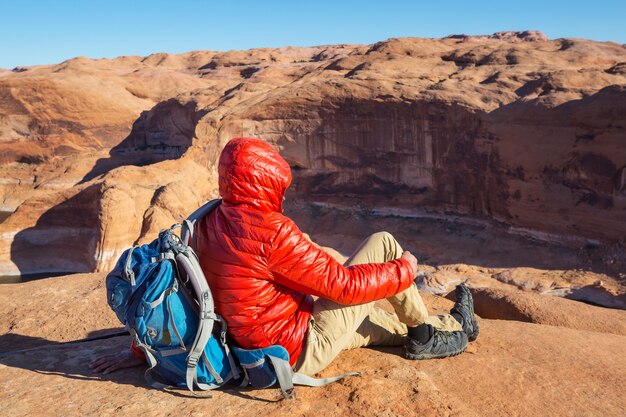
xmin=159 ymin=347 xmax=187 ymax=357
xmin=130 ymin=330 xmax=170 ymax=389
xmin=239 ymin=369 xmax=250 ymax=388
xmin=218 ymin=318 xmax=241 ymax=381
xmin=185 ymin=352 xmax=227 ymax=391
xmin=183 ymin=219 xmax=194 ymax=244
xmin=145 ymin=362 xmax=170 ymax=389
xmin=192 ymin=374 xmax=223 ymax=391
xmin=177 ymin=252 xmax=217 ymax=391
xmin=201 ymin=351 xmax=224 ymax=384
xmin=224 ymin=344 xmax=240 ymax=381
xmin=240 ymin=358 xmax=265 ymax=369
xmin=166 ymin=286 xmax=186 ymax=350
xmin=146 ymin=280 xmax=179 ymax=309
xmin=267 ymin=355 xmax=296 ymax=399
xmin=186 ymin=354 xmax=200 ymax=391
xmin=181 ymin=199 xmax=222 ymax=246
xmin=124 ymin=246 xmax=138 ymax=286
xmin=267 ymin=355 xmax=361 ymax=400
xmin=292 ymin=371 xmax=360 ymax=387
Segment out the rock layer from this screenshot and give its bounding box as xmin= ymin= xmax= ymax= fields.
xmin=0 ymin=33 xmax=625 ymax=288
xmin=467 ymin=286 xmax=626 ymax=335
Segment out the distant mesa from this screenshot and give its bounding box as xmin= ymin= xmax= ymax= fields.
xmin=447 ymin=30 xmax=549 ymax=42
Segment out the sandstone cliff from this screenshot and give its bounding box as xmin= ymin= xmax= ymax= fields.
xmin=0 ymin=32 xmax=625 ymax=296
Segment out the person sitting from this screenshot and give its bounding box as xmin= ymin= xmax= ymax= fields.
xmin=90 ymin=137 xmax=478 ymax=376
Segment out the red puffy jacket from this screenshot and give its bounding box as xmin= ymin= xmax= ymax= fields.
xmin=191 ymin=137 xmax=415 ymax=365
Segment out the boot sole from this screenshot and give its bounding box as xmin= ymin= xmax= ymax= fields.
xmin=404 ymin=344 xmax=467 ymax=360
xmin=468 ymin=322 xmax=479 ymax=342
xmin=455 ymin=285 xmax=480 ymax=342
xmin=463 ymin=286 xmax=479 ymax=342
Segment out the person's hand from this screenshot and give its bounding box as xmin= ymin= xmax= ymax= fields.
xmin=90 ymin=349 xmax=145 ymax=374
xmin=401 ymin=251 xmax=418 ymax=276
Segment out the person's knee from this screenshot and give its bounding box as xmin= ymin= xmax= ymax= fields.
xmin=367 ymin=231 xmax=403 ymax=260
xmin=370 ymin=231 xmax=395 ymax=243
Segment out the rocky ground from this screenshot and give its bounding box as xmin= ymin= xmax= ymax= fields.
xmin=1 ymin=272 xmax=625 ymax=417
xmin=1 ymin=200 xmax=625 ymax=416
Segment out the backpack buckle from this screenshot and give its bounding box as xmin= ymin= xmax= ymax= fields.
xmin=284 ymin=388 xmax=296 ymax=400
xmin=201 ymin=311 xmax=216 ymax=320
xmin=187 ymin=355 xmax=199 ymax=368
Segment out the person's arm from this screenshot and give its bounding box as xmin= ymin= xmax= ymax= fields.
xmin=90 ymin=347 xmax=145 ymax=374
xmin=89 ymin=340 xmax=146 ymax=374
xmin=268 ymin=218 xmax=415 ymax=304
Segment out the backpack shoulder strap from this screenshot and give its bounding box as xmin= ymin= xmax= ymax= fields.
xmin=181 ymin=199 xmax=222 ymax=247
xmin=175 ymin=249 xmax=218 ymax=391
xmin=174 ymin=240 xmax=240 ymax=391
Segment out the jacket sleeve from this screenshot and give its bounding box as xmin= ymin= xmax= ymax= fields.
xmin=268 ymin=217 xmax=415 ymax=305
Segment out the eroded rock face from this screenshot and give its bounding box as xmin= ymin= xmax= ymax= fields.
xmin=0 ymin=159 xmax=216 ymax=276
xmin=225 ymin=46 xmax=626 ymax=241
xmin=0 ymin=33 xmax=625 ymax=282
xmin=465 ymin=286 xmax=626 ymax=335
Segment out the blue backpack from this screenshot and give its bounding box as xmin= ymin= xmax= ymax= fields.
xmin=106 ymin=199 xmax=357 ymax=398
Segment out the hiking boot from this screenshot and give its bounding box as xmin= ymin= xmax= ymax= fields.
xmin=405 ymin=324 xmax=468 ymax=360
xmin=451 ymin=284 xmax=479 ymax=342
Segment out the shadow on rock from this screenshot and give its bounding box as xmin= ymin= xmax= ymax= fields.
xmin=566 ymin=284 xmax=626 ymax=310
xmin=81 ymin=99 xmax=208 ymax=183
xmin=9 ymin=184 xmax=103 ymax=279
xmin=0 ymin=332 xmax=284 ymax=402
xmin=0 ymin=331 xmax=145 ymax=389
xmin=284 ymin=200 xmax=623 ymax=277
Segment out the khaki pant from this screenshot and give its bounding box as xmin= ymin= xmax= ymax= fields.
xmin=294 ymin=232 xmax=462 ymax=376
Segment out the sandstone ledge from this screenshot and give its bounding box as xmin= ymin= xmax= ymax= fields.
xmin=1 ymin=273 xmax=625 ymax=416
xmin=1 ymin=320 xmax=624 ymax=417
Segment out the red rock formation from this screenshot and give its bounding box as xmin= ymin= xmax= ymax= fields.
xmin=0 ymin=33 xmax=625 ymax=288
xmin=465 ymin=286 xmax=626 ymax=335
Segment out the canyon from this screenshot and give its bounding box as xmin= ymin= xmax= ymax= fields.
xmin=0 ymin=32 xmax=625 ymax=416
xmin=1 ymin=32 xmax=625 ymax=281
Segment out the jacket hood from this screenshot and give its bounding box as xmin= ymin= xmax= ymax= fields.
xmin=218 ymin=137 xmax=292 ymax=212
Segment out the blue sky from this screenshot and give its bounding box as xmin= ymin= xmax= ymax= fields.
xmin=1 ymin=0 xmax=625 ymax=69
